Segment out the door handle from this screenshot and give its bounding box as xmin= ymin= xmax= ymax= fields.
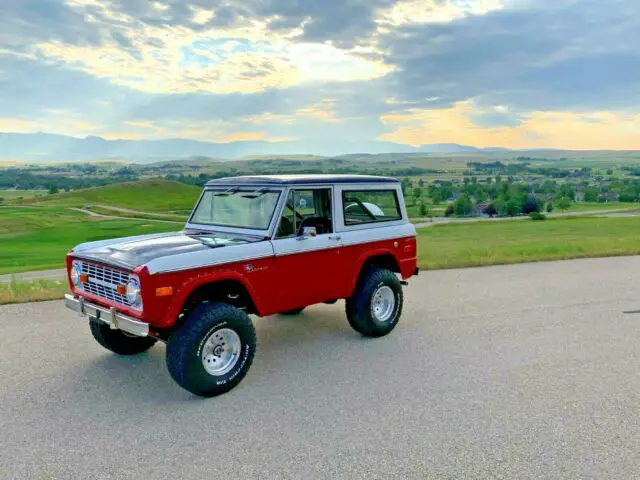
xmin=328 ymin=235 xmax=342 ymax=241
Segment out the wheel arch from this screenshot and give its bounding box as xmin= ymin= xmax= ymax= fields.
xmin=349 ymin=251 xmax=401 ymax=295
xmin=164 ymin=274 xmax=263 ymax=328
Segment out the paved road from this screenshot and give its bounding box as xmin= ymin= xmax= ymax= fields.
xmin=1 ymin=256 xmax=639 ymax=479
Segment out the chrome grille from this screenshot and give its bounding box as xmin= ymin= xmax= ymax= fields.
xmin=79 ymin=262 xmax=131 ymax=307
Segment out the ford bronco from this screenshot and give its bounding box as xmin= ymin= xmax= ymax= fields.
xmin=64 ymin=174 xmax=419 ymax=397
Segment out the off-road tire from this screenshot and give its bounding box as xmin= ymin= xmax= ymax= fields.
xmin=90 ymin=320 xmax=157 ymax=355
xmin=345 ymin=267 xmax=403 ymax=337
xmin=166 ymin=302 xmax=256 ymax=397
xmin=281 ymin=307 xmax=305 ymax=315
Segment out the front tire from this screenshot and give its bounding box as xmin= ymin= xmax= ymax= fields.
xmin=90 ymin=321 xmax=157 ymax=355
xmin=166 ymin=302 xmax=256 ymax=397
xmin=345 ymin=267 xmax=403 ymax=337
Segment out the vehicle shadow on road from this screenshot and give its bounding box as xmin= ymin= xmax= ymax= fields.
xmin=64 ymin=303 xmax=372 ymax=405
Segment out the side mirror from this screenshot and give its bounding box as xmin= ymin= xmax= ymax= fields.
xmin=297 ymin=226 xmax=317 ymax=240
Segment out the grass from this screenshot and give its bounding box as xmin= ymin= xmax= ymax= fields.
xmin=0 ymin=189 xmax=47 ymax=201
xmin=0 ymin=207 xmax=178 ymax=274
xmin=28 ymin=179 xmax=201 ymax=212
xmin=562 ymin=202 xmax=639 ymax=213
xmin=0 ymin=279 xmax=69 ymax=305
xmin=418 ymin=216 xmax=640 ymax=270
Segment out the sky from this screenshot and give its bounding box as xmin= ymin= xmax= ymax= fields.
xmin=0 ymin=0 xmax=639 ymax=150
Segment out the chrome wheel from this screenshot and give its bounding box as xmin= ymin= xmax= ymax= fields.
xmin=201 ymin=328 xmax=242 ymax=376
xmin=371 ymin=285 xmax=396 ymax=323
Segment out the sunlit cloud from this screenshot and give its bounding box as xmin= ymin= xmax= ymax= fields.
xmin=380 ymin=101 xmax=640 ymax=149
xmin=377 ymin=0 xmax=504 ymax=27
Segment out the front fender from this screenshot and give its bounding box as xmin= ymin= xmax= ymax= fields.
xmin=159 ymin=269 xmax=264 ymax=328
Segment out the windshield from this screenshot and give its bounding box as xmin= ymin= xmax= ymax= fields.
xmin=190 ymin=188 xmax=282 ymax=230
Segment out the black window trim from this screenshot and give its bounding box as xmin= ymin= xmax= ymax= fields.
xmin=274 ymin=186 xmax=334 ymax=239
xmin=342 ymin=189 xmax=403 ymax=226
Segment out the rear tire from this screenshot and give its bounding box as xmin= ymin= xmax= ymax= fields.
xmin=345 ymin=267 xmax=403 ymax=337
xmin=90 ymin=321 xmax=157 ymax=355
xmin=166 ymin=302 xmax=256 ymax=397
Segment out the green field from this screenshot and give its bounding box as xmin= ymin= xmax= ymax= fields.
xmin=562 ymin=202 xmax=639 ymax=213
xmin=418 ymin=216 xmax=640 ymax=270
xmin=0 ymin=207 xmax=178 ymax=273
xmin=0 ymin=189 xmax=47 ymax=200
xmin=27 ymin=179 xmax=201 ymax=212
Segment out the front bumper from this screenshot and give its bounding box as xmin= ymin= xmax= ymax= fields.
xmin=64 ymin=293 xmax=149 ymax=337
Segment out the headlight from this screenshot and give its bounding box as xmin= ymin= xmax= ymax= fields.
xmin=71 ymin=262 xmax=82 ymax=286
xmin=126 ymin=276 xmax=142 ymax=309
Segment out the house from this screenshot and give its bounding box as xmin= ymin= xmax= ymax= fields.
xmin=599 ymin=192 xmax=620 ymax=202
xmin=446 ymin=193 xmax=462 ymax=202
xmin=472 ymin=201 xmax=492 ymax=218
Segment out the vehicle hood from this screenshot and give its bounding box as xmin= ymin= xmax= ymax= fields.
xmin=71 ymin=230 xmax=266 ymax=271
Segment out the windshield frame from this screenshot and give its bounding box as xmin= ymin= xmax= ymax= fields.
xmin=185 ymin=185 xmax=285 ymax=236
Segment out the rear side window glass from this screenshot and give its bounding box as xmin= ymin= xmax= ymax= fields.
xmin=342 ymin=190 xmax=402 ymax=225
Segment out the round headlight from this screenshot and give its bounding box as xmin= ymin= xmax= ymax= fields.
xmin=126 ymin=276 xmax=142 ymax=307
xmin=71 ymin=262 xmax=82 ymax=286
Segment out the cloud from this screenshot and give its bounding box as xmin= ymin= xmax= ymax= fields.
xmin=380 ymin=101 xmax=640 ymax=149
xmin=0 ymin=0 xmax=639 ymax=150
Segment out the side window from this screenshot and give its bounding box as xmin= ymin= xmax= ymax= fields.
xmin=275 ymin=188 xmax=333 ymax=238
xmin=342 ymin=189 xmax=402 ymax=226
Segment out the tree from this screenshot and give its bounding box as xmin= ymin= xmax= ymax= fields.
xmin=483 ymin=203 xmax=498 ymax=217
xmin=486 ymin=177 xmax=492 ymax=185
xmin=419 ymin=203 xmax=429 ymax=217
xmin=503 ymin=199 xmax=522 ymax=217
xmin=606 ymin=168 xmax=614 ymax=175
xmin=453 ymin=194 xmax=473 ymax=216
xmin=546 ymin=202 xmax=553 ymax=213
xmin=0 ymin=197 xmax=4 ymax=204
xmin=48 ymin=185 xmax=59 ymax=194
xmin=444 ymin=204 xmax=454 ymax=217
xmin=584 ymin=187 xmax=599 ymax=202
xmin=418 ymin=179 xmax=425 ymax=187
xmin=413 ymin=187 xmax=422 ymax=203
xmin=522 ymin=194 xmax=540 ymax=214
xmin=555 ymin=197 xmax=572 ymax=213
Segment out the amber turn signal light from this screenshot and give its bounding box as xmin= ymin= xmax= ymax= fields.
xmin=79 ymin=274 xmax=89 ymax=283
xmin=116 ymin=284 xmax=127 ymax=295
xmin=155 ymin=286 xmax=173 ymax=297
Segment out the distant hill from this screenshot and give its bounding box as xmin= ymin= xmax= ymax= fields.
xmin=0 ymin=132 xmax=509 ymax=163
xmin=29 ymin=179 xmax=201 ymax=212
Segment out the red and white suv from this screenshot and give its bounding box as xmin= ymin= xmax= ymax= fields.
xmin=64 ymin=174 xmax=419 ymax=397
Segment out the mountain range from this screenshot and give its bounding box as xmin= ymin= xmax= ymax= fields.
xmin=0 ymin=132 xmax=511 ymax=164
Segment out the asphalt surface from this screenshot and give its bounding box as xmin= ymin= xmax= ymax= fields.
xmin=1 ymin=256 xmax=639 ymax=479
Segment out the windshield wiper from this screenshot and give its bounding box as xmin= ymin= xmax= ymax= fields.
xmin=240 ymin=187 xmax=268 ymax=199
xmin=213 ymin=187 xmax=240 ymax=197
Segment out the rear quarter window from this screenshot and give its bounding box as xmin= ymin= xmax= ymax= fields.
xmin=342 ymin=189 xmax=402 ymax=225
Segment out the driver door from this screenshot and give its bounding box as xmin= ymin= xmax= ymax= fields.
xmin=271 ymin=187 xmax=342 ymax=311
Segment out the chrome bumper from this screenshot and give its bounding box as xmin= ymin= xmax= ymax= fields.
xmin=64 ymin=293 xmax=149 ymax=337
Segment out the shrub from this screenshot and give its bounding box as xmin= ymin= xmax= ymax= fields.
xmin=529 ymin=212 xmax=546 ymax=221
